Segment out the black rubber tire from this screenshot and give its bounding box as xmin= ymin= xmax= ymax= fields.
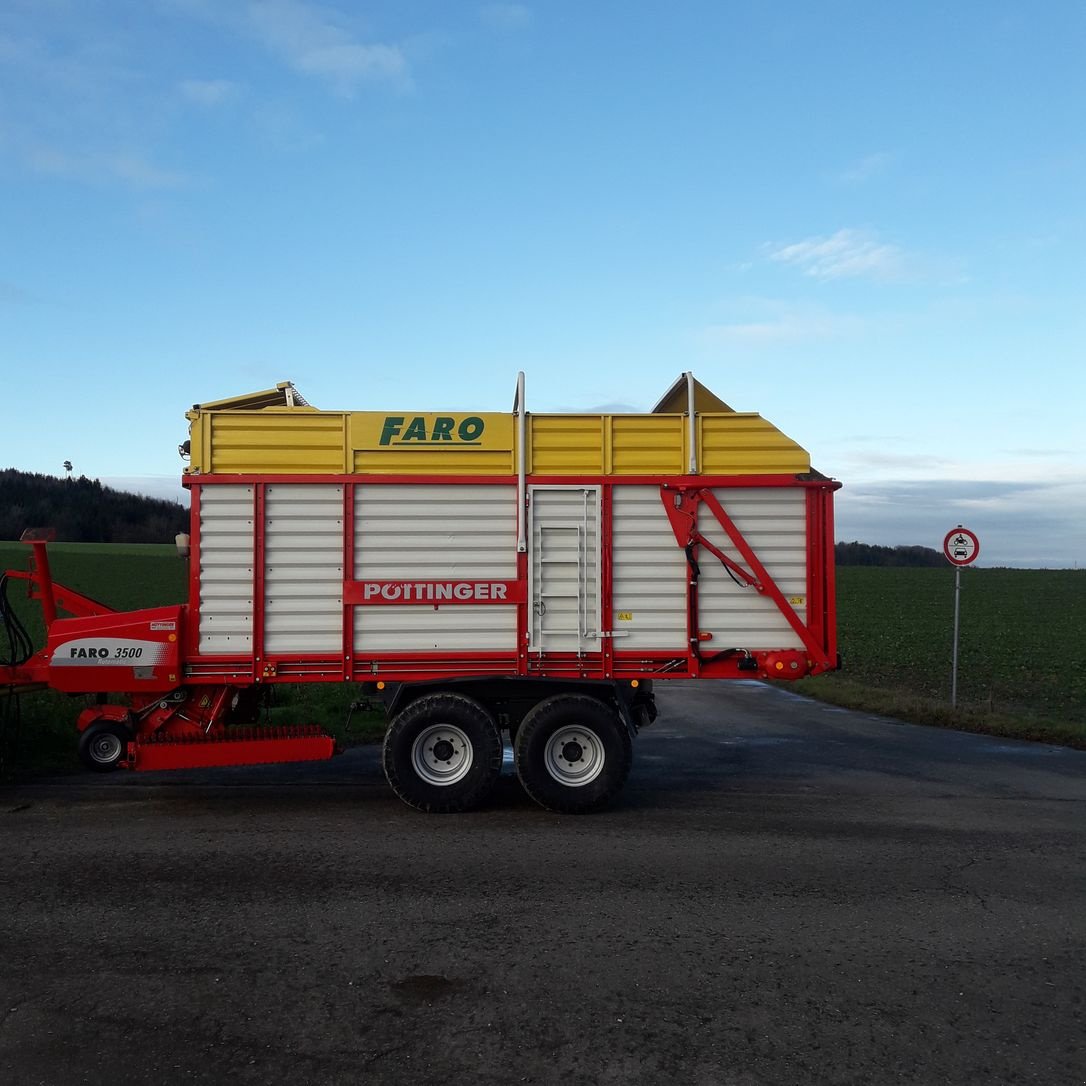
xmin=77 ymin=721 xmax=131 ymax=772
xmin=514 ymin=695 xmax=632 ymax=814
xmin=382 ymin=693 xmax=503 ymax=813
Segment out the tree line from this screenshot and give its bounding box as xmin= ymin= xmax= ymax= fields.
xmin=0 ymin=469 xmax=188 ymax=544
xmin=835 ymin=541 xmax=945 ymax=567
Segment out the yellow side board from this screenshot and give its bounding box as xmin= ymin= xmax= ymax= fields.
xmin=351 ymin=412 xmax=514 ymax=475
xmin=186 ymin=407 xmax=810 ymax=476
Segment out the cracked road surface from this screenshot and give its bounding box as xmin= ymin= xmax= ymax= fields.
xmin=2 ymin=681 xmax=1084 ymax=1085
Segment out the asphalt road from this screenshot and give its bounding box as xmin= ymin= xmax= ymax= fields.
xmin=2 ymin=681 xmax=1084 ymax=1086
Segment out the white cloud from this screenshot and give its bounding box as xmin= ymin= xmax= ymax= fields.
xmin=109 ymin=153 xmax=189 ymax=188
xmin=178 ymin=78 xmax=238 ymax=105
xmin=245 ymin=0 xmax=409 ymax=94
xmin=835 ymin=475 xmax=1086 ymax=568
xmin=27 ymin=146 xmax=188 ymax=188
xmin=700 ymin=300 xmax=866 ymax=347
xmin=251 ymin=103 xmax=326 ymax=152
xmin=0 ymin=12 xmax=194 ymax=190
xmin=549 ymin=401 xmax=641 ymax=413
xmin=830 ymin=443 xmax=1086 ymax=488
xmin=479 ymin=3 xmax=533 ymax=30
xmin=1002 ymin=447 xmax=1072 ymax=458
xmin=0 ymin=280 xmax=33 ymax=306
xmin=838 ymin=151 xmax=895 ymax=184
xmin=833 ymin=450 xmax=953 ymax=474
xmin=766 ymin=228 xmax=905 ymax=281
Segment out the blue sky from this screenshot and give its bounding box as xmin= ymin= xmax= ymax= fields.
xmin=2 ymin=0 xmax=1084 ymax=567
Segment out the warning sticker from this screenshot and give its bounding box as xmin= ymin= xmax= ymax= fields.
xmin=616 ymin=612 xmax=633 ymax=621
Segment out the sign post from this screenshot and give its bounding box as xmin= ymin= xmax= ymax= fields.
xmin=943 ymin=526 xmax=980 ymax=707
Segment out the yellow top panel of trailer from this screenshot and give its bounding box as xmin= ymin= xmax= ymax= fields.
xmin=184 ymin=380 xmax=811 ymax=476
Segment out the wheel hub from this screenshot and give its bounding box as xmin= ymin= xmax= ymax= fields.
xmin=90 ymin=733 xmax=122 ymax=763
xmin=411 ymin=724 xmax=474 ymax=786
xmin=432 ymin=738 xmax=456 ymax=762
xmin=544 ymin=726 xmax=605 ymax=787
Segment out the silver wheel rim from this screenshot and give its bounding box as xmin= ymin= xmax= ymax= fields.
xmin=411 ymin=724 xmax=473 ymax=786
xmin=544 ymin=725 xmax=605 ymax=787
xmin=89 ymin=731 xmax=123 ymax=765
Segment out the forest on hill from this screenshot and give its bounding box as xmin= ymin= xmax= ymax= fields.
xmin=835 ymin=541 xmax=945 ymax=567
xmin=0 ymin=469 xmax=188 ymax=544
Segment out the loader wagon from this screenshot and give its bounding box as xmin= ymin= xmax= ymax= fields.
xmin=0 ymin=373 xmax=840 ymax=812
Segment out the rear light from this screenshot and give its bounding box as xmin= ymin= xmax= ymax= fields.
xmin=763 ymin=651 xmax=808 ymax=679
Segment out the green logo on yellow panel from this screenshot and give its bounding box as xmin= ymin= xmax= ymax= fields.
xmin=379 ymin=416 xmax=485 ymax=446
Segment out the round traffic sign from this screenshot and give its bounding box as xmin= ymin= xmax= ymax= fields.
xmin=943 ymin=527 xmax=980 ymax=566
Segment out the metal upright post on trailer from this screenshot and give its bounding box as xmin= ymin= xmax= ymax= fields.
xmin=686 ymin=371 xmax=697 ymax=475
xmin=515 ymin=371 xmax=527 ymax=554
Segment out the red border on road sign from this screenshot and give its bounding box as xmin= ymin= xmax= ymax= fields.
xmin=943 ymin=527 xmax=980 ymax=566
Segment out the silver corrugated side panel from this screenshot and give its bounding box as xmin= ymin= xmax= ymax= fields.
xmin=198 ymin=485 xmax=255 ymax=654
xmin=696 ymin=488 xmax=807 ymax=650
xmin=264 ymin=484 xmax=344 ymax=654
xmin=354 ymin=485 xmax=517 ymax=653
xmin=611 ymin=486 xmax=808 ymax=652
xmin=611 ymin=486 xmax=688 ymax=650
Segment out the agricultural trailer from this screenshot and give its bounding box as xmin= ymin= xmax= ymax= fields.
xmin=0 ymin=373 xmax=840 ymax=813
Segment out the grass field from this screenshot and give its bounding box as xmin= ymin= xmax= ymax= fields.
xmin=799 ymin=565 xmax=1086 ymax=746
xmin=3 ymin=542 xmax=1084 ymax=775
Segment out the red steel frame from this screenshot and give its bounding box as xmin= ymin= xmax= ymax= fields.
xmin=0 ymin=468 xmax=838 ymax=773
xmin=2 ymin=473 xmax=837 ymax=693
xmin=179 ymin=471 xmax=840 ymax=688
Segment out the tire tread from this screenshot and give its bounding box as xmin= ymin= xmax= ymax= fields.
xmin=383 ymin=693 xmax=503 ymax=813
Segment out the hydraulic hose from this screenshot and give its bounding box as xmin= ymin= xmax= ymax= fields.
xmin=1 ymin=574 xmax=34 ymax=667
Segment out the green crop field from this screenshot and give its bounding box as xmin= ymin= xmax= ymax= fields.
xmin=800 ymin=566 xmax=1086 ymax=745
xmin=3 ymin=541 xmax=1084 ymax=776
